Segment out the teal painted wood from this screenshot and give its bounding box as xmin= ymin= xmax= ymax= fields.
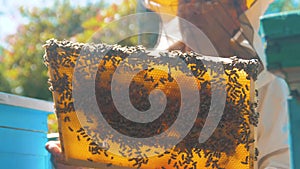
xmin=261 ymin=11 xmax=300 ymax=40
xmin=0 ymin=152 xmax=50 ymax=169
xmin=0 ymin=92 xmax=54 ymax=169
xmin=288 ymin=99 xmax=300 ymax=169
xmin=0 ymin=104 xmax=50 ymax=132
xmin=260 ymin=11 xmax=300 ymax=70
xmin=0 ymin=128 xmax=48 ymax=155
xmin=265 ymin=37 xmax=300 ymax=70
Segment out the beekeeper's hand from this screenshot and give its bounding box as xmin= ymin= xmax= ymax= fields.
xmin=46 ymin=141 xmax=88 ymax=169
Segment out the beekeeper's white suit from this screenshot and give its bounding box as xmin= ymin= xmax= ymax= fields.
xmin=151 ymin=0 xmax=290 ymax=168
xmin=247 ymin=1 xmax=290 ymax=168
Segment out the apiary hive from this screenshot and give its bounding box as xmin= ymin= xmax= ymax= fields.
xmin=44 ymin=39 xmax=259 ymax=169
xmin=0 ymin=92 xmax=53 ymax=169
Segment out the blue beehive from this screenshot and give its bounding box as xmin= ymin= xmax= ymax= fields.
xmin=260 ymin=11 xmax=300 ymax=70
xmin=0 ymin=92 xmax=53 ymax=169
xmin=288 ymin=99 xmax=300 ymax=169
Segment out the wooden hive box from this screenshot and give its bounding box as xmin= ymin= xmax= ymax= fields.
xmin=0 ymin=92 xmax=53 ymax=169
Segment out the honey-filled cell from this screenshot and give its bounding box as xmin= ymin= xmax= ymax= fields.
xmin=44 ymin=39 xmax=259 ymax=169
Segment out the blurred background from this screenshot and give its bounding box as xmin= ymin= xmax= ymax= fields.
xmin=0 ymin=0 xmax=299 ymax=133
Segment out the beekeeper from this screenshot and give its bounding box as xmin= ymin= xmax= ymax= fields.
xmin=142 ymin=0 xmax=290 ymax=168
xmin=46 ymin=0 xmax=290 ymax=169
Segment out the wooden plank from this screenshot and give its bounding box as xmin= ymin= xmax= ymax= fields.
xmin=0 ymin=92 xmax=54 ymax=112
xmin=0 ymin=152 xmax=50 ymax=169
xmin=0 ymin=104 xmax=51 ymax=132
xmin=0 ymin=128 xmax=48 ymax=156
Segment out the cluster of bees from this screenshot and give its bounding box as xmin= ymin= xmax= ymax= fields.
xmin=44 ymin=39 xmax=259 ymax=169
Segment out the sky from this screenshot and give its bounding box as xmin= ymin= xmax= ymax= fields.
xmin=0 ymin=0 xmax=123 ymax=47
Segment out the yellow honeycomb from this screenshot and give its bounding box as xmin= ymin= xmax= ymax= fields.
xmin=44 ymin=39 xmax=259 ymax=169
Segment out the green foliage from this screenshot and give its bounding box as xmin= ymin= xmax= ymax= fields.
xmin=76 ymin=0 xmax=138 ymax=45
xmin=0 ymin=66 xmax=11 ymax=93
xmin=48 ymin=113 xmax=58 ymax=133
xmin=0 ymin=46 xmax=10 ymax=93
xmin=1 ymin=0 xmax=136 ymax=100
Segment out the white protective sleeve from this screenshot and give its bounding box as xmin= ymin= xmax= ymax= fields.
xmin=256 ymin=75 xmax=290 ymax=169
xmin=246 ymin=0 xmax=291 ymax=167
